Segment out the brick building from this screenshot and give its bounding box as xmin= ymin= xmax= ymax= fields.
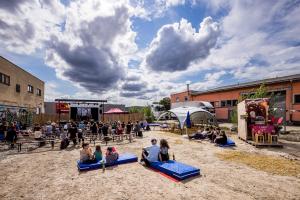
xmin=0 ymin=56 xmax=44 ymax=116
xmin=171 ymin=74 xmax=300 ymax=123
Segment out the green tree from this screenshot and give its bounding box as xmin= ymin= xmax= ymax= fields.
xmin=143 ymin=106 xmax=155 ymax=122
xmin=159 ymin=97 xmax=171 ymax=110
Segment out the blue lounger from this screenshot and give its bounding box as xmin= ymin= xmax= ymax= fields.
xmin=217 ymin=138 xmax=236 ymax=147
xmin=149 ymin=160 xmax=200 ymax=181
xmin=77 ymin=153 xmax=138 ymax=171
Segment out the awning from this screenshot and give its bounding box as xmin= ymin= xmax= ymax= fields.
xmin=157 ymin=106 xmax=217 ymax=129
xmin=104 ymin=108 xmax=128 ymax=114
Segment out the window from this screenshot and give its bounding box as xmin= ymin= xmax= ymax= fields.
xmin=294 ymin=94 xmax=300 ymax=104
xmin=16 ymin=84 xmax=20 ymax=93
xmin=0 ymin=72 xmax=10 ymax=86
xmin=27 ymin=85 xmax=34 ymax=93
xmin=221 ymin=100 xmax=238 ymax=107
xmin=184 ymin=96 xmax=188 ymax=101
xmin=36 ymin=88 xmax=42 ymax=96
xmin=232 ymin=100 xmax=238 ymax=106
xmin=221 ymin=100 xmax=226 ymax=107
xmin=210 ymin=102 xmax=215 ymax=107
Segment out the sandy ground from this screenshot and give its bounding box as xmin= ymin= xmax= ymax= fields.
xmin=0 ymin=131 xmax=299 ymax=200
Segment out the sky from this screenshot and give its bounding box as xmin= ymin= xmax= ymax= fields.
xmin=0 ymin=0 xmax=300 ymax=106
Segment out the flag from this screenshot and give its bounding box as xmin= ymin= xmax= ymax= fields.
xmin=186 ymin=111 xmax=191 ymax=128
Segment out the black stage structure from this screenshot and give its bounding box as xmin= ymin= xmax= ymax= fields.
xmin=54 ymin=99 xmax=107 ymax=125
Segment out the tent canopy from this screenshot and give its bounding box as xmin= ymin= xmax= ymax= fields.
xmin=157 ymin=106 xmax=217 ymax=129
xmin=104 ymin=108 xmax=128 ymax=114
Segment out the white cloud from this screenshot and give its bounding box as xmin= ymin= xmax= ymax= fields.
xmin=144 ymin=17 xmax=220 ymax=71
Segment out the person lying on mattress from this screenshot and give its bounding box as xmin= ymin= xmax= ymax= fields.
xmin=141 ymin=138 xmax=160 ymax=166
xmin=214 ymin=131 xmax=227 ymax=145
xmin=80 ymin=143 xmax=97 ymax=164
xmin=105 ymin=147 xmax=119 ymax=164
xmin=159 ymin=139 xmax=170 ymax=162
xmin=188 ymin=128 xmax=209 ymax=140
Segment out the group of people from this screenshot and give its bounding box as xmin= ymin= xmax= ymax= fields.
xmin=79 ymin=142 xmax=119 ymax=164
xmin=78 ymin=138 xmax=172 ymax=166
xmin=188 ymin=127 xmax=228 ymax=145
xmin=141 ymin=138 xmax=171 ymax=166
xmin=0 ymin=121 xmax=18 ymax=148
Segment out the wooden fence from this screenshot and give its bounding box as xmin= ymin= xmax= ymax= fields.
xmin=32 ymin=113 xmax=144 ymax=124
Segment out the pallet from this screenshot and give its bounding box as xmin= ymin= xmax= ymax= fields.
xmin=238 ymin=137 xmax=283 ymax=148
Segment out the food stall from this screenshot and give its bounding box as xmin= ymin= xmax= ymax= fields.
xmin=237 ymin=98 xmax=282 ymax=147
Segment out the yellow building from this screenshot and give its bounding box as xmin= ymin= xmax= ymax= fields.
xmin=0 ymin=56 xmax=44 ymax=117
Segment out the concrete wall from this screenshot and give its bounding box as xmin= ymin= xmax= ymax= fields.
xmin=0 ymin=57 xmax=44 ymax=113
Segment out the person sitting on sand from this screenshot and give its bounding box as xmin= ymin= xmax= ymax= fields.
xmin=141 ymin=138 xmax=160 ymax=166
xmin=94 ymin=145 xmax=102 ymax=161
xmin=159 ymin=139 xmax=170 ymax=162
xmin=105 ymin=147 xmax=119 ymax=164
xmin=214 ymin=130 xmax=227 ymax=145
xmin=80 ymin=143 xmax=96 ymax=163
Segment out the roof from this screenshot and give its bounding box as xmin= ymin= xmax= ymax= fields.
xmin=158 ymin=106 xmax=217 ymax=129
xmin=191 ymin=74 xmax=300 ymax=95
xmin=104 ymin=108 xmax=128 ymax=114
xmin=0 ymin=56 xmax=45 ymax=83
xmin=54 ymin=99 xmax=107 ymax=103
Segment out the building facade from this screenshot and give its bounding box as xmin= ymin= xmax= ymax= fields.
xmin=171 ymin=74 xmax=300 ymax=124
xmin=0 ymin=56 xmax=44 ymax=117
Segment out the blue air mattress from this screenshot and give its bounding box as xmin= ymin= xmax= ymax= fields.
xmin=218 ymin=138 xmax=236 ymax=147
xmin=77 ymin=153 xmax=138 ymax=171
xmin=149 ymin=160 xmax=200 ymax=181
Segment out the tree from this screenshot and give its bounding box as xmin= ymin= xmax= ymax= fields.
xmin=159 ymin=97 xmax=171 ymax=110
xmin=143 ymin=106 xmax=155 ymax=122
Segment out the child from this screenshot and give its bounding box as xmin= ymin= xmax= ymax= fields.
xmin=94 ymin=145 xmax=102 ymax=161
xmin=159 ymin=139 xmax=170 ymax=162
xmin=105 ymin=147 xmax=119 ymax=164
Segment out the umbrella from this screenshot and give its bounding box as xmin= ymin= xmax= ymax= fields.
xmin=186 ymin=111 xmax=191 ymax=128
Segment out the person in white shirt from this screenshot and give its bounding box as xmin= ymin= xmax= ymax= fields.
xmin=141 ymin=138 xmax=160 ymax=166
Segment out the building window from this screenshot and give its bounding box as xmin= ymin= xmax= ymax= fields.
xmin=184 ymin=96 xmax=188 ymax=101
xmin=294 ymin=94 xmax=300 ymax=104
xmin=221 ymin=101 xmax=226 ymax=107
xmin=27 ymin=85 xmax=34 ymax=93
xmin=16 ymin=84 xmax=20 ymax=93
xmin=221 ymin=100 xmax=238 ymax=107
xmin=176 ymin=97 xmax=179 ymax=102
xmin=36 ymin=88 xmax=42 ymax=96
xmin=232 ymin=100 xmax=238 ymax=106
xmin=0 ymin=72 xmax=10 ymax=85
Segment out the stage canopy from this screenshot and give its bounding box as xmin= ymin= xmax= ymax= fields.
xmin=157 ymin=106 xmax=217 ymax=129
xmin=104 ymin=108 xmax=128 ymax=114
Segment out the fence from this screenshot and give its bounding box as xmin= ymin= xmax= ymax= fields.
xmin=103 ymin=113 xmax=144 ymax=123
xmin=32 ymin=113 xmax=144 ymax=124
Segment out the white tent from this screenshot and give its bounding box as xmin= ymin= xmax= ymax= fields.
xmin=157 ymin=106 xmax=217 ymax=129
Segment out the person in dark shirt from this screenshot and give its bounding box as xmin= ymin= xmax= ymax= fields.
xmin=69 ymin=124 xmax=77 ymax=145
xmin=214 ymin=131 xmax=227 ymax=145
xmin=6 ymin=123 xmax=17 ymax=148
xmin=126 ymin=122 xmax=132 ymax=134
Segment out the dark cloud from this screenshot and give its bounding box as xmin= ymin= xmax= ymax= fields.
xmin=46 ymin=6 xmax=132 ymax=93
xmin=121 ymin=82 xmax=147 ymax=91
xmin=0 ymin=19 xmax=35 ymax=42
xmin=0 ymin=0 xmax=27 ymax=13
xmin=145 ymin=17 xmax=220 ymax=72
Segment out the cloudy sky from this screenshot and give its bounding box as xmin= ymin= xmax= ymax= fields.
xmin=1 ymin=0 xmax=300 ymax=105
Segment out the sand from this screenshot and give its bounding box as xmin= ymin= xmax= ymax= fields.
xmin=0 ymin=131 xmax=300 ymax=200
